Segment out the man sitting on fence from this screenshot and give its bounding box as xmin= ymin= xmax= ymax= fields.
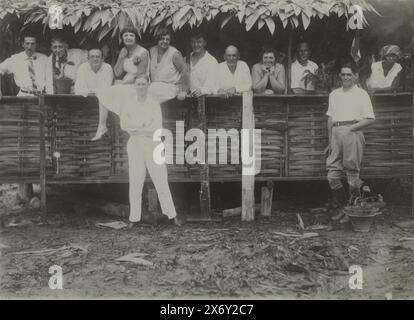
xmin=74 ymin=47 xmax=114 ymax=141
xmin=216 ymin=45 xmax=252 ymax=98
xmin=291 ymin=42 xmax=318 ymax=94
xmin=45 ymin=34 xmax=88 ymax=94
xmin=0 ymin=33 xmax=48 ymax=99
xmin=187 ymin=32 xmax=218 ymax=97
xmin=325 ymin=62 xmax=375 ymax=223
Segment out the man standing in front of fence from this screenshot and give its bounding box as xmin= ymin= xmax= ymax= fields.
xmin=325 ymin=62 xmax=375 ymax=223
xmin=0 ymin=32 xmax=48 ymax=201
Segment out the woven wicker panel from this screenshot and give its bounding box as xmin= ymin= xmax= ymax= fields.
xmin=206 ymin=97 xmax=242 ymax=180
xmin=254 ymin=96 xmax=288 ymax=179
xmin=288 ymin=96 xmax=329 ymax=178
xmin=0 ymin=98 xmax=41 ymax=182
xmin=45 ymin=95 xmax=112 ymax=181
xmin=362 ymin=94 xmax=413 ymax=177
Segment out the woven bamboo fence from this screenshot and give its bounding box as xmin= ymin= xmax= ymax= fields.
xmin=0 ymin=93 xmax=412 ymax=184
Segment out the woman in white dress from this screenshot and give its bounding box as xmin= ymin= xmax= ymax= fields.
xmin=96 ymin=75 xmax=182 ymax=228
xmin=367 ymin=45 xmax=403 ymax=92
xmin=92 ymin=27 xmax=150 ymax=141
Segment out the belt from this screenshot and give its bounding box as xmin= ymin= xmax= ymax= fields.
xmin=20 ymin=89 xmax=45 ymax=95
xmin=333 ymin=121 xmax=358 ymax=127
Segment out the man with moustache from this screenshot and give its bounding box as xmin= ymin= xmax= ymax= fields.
xmin=0 ymin=33 xmax=48 ymax=98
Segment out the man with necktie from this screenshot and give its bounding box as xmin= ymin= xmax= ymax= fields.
xmin=0 ymin=33 xmax=48 ymax=99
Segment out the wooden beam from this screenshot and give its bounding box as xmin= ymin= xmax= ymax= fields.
xmin=412 ymin=92 xmax=414 ymax=217
xmin=242 ymin=91 xmax=255 ymax=221
xmin=197 ymin=96 xmax=211 ymax=216
xmin=147 ymin=186 xmax=159 ymax=212
xmin=39 ymin=94 xmax=47 ymax=214
xmin=260 ymin=181 xmax=274 ymax=217
xmin=286 ymin=27 xmax=293 ymax=95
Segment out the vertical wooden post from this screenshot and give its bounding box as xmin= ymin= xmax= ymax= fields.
xmin=197 ymin=96 xmax=211 ymax=216
xmin=39 ymin=94 xmax=47 ymax=214
xmin=147 ymin=186 xmax=159 ymax=212
xmin=242 ymin=91 xmax=255 ymax=221
xmin=286 ymin=27 xmax=293 ymax=95
xmin=412 ymin=92 xmax=414 ymax=216
xmin=260 ymin=181 xmax=274 ymax=217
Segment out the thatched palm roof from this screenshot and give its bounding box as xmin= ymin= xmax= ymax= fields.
xmin=0 ymin=0 xmax=379 ymax=39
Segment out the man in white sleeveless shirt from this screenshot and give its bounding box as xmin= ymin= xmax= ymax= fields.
xmin=148 ymin=28 xmax=189 ymax=103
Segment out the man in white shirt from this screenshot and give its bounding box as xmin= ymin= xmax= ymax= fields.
xmin=325 ymin=62 xmax=375 ymax=222
xmin=45 ymin=34 xmax=88 ymax=94
xmin=187 ymin=32 xmax=218 ymax=97
xmin=75 ymin=48 xmax=114 ymax=141
xmin=0 ymin=34 xmax=48 ymax=99
xmin=74 ymin=48 xmax=113 ymax=96
xmin=217 ymin=45 xmax=252 ymax=98
xmin=291 ymin=42 xmax=318 ymax=94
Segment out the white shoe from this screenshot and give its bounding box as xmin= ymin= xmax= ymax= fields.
xmin=91 ymin=127 xmax=108 ymax=141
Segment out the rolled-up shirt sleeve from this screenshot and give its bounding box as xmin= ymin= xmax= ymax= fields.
xmin=0 ymin=56 xmax=13 ymax=75
xmin=361 ymin=90 xmax=375 ymax=119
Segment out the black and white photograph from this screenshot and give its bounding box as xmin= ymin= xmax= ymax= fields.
xmin=0 ymin=0 xmax=414 ymax=304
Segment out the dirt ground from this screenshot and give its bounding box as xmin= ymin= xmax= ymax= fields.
xmin=1 ymin=183 xmax=414 ymax=300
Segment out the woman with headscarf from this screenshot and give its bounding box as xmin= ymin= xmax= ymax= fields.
xmin=367 ymin=45 xmax=403 ymax=92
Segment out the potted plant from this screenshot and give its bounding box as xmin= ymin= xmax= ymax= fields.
xmin=54 ymin=60 xmax=74 ymax=94
xmin=343 ymin=186 xmax=386 ymax=232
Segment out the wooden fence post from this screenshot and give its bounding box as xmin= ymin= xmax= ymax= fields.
xmin=39 ymin=94 xmax=47 ymax=214
xmin=260 ymin=181 xmax=274 ymax=217
xmin=242 ymin=91 xmax=255 ymax=221
xmin=197 ymin=96 xmax=211 ymax=216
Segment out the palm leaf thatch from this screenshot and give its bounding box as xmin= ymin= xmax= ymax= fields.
xmin=0 ymin=0 xmax=379 ymax=39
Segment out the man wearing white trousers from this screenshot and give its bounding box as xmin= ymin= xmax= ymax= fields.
xmin=96 ymin=76 xmax=181 ymax=227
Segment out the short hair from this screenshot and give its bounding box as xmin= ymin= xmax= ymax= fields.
xmin=297 ymin=41 xmax=310 ymax=52
xmin=259 ymin=46 xmax=278 ymax=61
xmin=21 ymin=32 xmax=37 ymax=42
xmin=155 ymin=27 xmax=172 ymax=42
xmin=120 ymin=27 xmax=139 ymax=43
xmin=88 ymin=48 xmax=103 ymax=56
xmin=50 ymin=34 xmax=67 ymax=45
xmin=340 ymin=62 xmax=358 ymax=74
xmin=190 ymin=31 xmax=206 ymax=41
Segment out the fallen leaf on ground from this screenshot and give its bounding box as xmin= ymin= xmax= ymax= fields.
xmin=116 ymin=253 xmax=153 ymax=266
xmin=96 ymin=221 xmax=128 ymax=230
